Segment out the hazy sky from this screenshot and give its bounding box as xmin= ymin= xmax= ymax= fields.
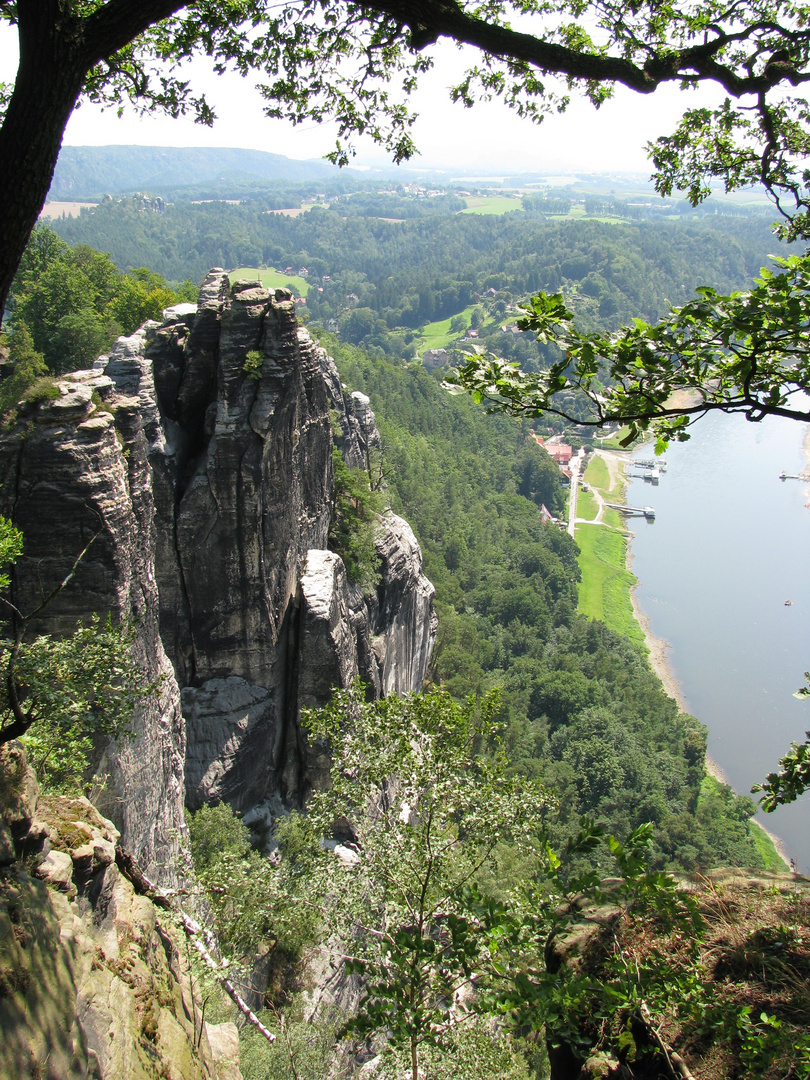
xmin=0 ymin=25 xmax=723 ymax=176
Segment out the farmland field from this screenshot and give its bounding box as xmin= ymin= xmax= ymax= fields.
xmin=460 ymin=196 xmax=523 ymax=215
xmin=229 ymin=267 xmax=312 ymax=296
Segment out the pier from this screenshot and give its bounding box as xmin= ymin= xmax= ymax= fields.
xmin=631 ymin=458 xmax=668 ymax=472
xmin=605 ymin=502 xmax=656 ymax=520
xmin=779 ymin=470 xmax=810 ymax=481
xmin=628 ymin=468 xmax=660 ymax=484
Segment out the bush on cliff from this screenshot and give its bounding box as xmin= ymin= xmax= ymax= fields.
xmin=0 ymin=516 xmax=150 ymax=793
xmin=328 ymin=447 xmax=385 ymax=594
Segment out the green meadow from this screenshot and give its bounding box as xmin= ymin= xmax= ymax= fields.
xmin=229 ymin=266 xmax=312 ymax=296
xmin=417 ymin=305 xmax=481 ymax=352
xmin=575 ymin=453 xmax=644 ymax=646
xmin=460 ymin=195 xmax=523 ymax=215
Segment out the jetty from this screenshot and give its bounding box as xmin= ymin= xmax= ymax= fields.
xmin=779 ymin=470 xmax=810 ymax=481
xmin=629 ymin=468 xmax=661 ymax=484
xmin=631 ymin=458 xmax=668 ymax=472
xmin=605 ymin=502 xmax=656 ymax=520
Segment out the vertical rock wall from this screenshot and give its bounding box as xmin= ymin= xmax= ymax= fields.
xmin=0 ymin=272 xmax=435 ymax=871
xmin=0 ymin=372 xmax=187 ymax=888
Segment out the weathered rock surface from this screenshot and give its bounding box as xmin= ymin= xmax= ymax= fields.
xmin=0 ymin=270 xmax=435 ymax=854
xmin=183 ymin=678 xmax=278 ymax=812
xmin=298 ymin=550 xmax=361 ymax=710
xmin=0 ymin=368 xmax=187 ymax=888
xmin=369 ymin=514 xmax=438 ymax=696
xmin=0 ymin=747 xmax=241 ymax=1080
xmin=144 ymin=274 xmax=434 ymax=810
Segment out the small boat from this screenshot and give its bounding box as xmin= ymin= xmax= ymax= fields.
xmin=785 ymin=600 xmax=794 ymax=606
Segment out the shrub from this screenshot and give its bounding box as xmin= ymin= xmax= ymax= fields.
xmin=244 ymin=349 xmax=264 ymax=380
xmin=328 ymin=447 xmax=384 ymax=594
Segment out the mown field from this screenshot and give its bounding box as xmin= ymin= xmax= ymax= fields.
xmin=417 ymin=304 xmax=481 ymax=351
xmin=229 ymin=266 xmax=312 ymax=296
xmin=459 ymin=195 xmax=524 ymax=215
xmin=575 ymin=453 xmax=645 ymax=647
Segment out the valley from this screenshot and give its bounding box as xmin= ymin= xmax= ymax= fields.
xmin=2 ymin=147 xmax=808 ymax=1079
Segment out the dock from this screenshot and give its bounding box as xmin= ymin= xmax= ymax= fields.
xmin=631 ymin=458 xmax=668 ymax=472
xmin=628 ymin=468 xmax=660 ymax=484
xmin=779 ymin=471 xmax=810 ymax=481
xmin=605 ymin=502 xmax=656 ymax=520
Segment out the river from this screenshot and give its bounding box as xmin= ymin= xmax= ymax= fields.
xmin=624 ymin=413 xmax=810 ymax=873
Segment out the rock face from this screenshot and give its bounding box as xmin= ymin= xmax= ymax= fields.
xmin=0 ymin=272 xmax=436 ymax=868
xmin=0 ymin=369 xmax=187 ymax=888
xmin=0 ymin=745 xmax=241 ymax=1080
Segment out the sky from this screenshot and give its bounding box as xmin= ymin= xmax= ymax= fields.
xmin=0 ymin=23 xmax=723 ymax=177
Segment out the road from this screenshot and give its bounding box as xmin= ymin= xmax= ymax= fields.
xmin=570 ymin=448 xmax=629 ymax=533
xmin=567 ymin=450 xmax=583 ymax=537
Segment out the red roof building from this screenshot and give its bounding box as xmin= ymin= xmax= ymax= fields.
xmin=550 ymin=443 xmax=573 ymax=464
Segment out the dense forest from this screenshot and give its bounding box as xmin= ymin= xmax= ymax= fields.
xmin=3 ymin=201 xmax=799 ymax=1077
xmin=50 ymin=193 xmax=788 ymax=366
xmin=4 ymin=226 xmax=198 ymax=379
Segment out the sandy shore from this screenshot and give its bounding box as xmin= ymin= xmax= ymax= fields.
xmin=621 ymin=460 xmax=793 ymax=869
xmin=622 ymin=482 xmax=728 ymax=782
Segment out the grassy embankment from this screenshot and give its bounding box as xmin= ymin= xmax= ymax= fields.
xmin=576 ymin=454 xmax=785 ymax=870
xmin=574 ymin=453 xmax=645 ymax=647
xmin=229 ymin=267 xmax=312 ymax=296
xmin=417 ymin=305 xmax=481 ymax=352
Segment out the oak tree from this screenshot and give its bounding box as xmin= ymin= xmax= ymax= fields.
xmin=2 ymin=0 xmax=810 ymax=326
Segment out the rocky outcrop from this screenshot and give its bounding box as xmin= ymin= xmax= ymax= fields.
xmin=367 ymin=514 xmax=438 ymax=696
xmin=0 ymin=369 xmax=187 ymax=888
xmin=0 ymin=744 xmax=241 ymax=1080
xmin=0 ymin=271 xmax=435 ymax=860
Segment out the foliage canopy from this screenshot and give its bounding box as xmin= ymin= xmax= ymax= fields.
xmin=304 ymin=684 xmax=551 ymax=1080
xmin=3 ymin=0 xmax=810 ymax=321
xmin=6 ymin=225 xmax=197 ymax=381
xmin=0 ymin=516 xmax=149 ymax=792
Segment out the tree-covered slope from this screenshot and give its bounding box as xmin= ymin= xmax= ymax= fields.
xmin=325 ymin=336 xmax=775 ymax=872
xmin=48 ymin=145 xmax=345 ymax=200
xmin=51 ymin=196 xmax=787 ymax=340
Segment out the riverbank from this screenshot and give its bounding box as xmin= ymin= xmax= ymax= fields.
xmin=575 ymin=452 xmax=646 ymax=646
xmin=581 ymin=449 xmax=722 ymax=752
xmin=619 ymin=451 xmax=793 ymax=872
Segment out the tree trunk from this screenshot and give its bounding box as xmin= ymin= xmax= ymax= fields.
xmin=0 ymin=0 xmax=183 ymax=324
xmin=0 ymin=1 xmax=90 ymax=322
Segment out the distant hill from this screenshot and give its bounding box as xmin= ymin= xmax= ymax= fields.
xmin=48 ymin=145 xmax=346 ymax=200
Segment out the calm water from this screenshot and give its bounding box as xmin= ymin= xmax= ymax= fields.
xmin=625 ymin=413 xmax=810 ymax=872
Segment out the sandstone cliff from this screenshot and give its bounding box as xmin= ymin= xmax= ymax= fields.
xmin=0 ymin=743 xmax=242 ymax=1080
xmin=0 ymin=272 xmax=436 ymax=884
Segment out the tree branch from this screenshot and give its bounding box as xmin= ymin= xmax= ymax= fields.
xmin=116 ymin=847 xmax=277 ymax=1045
xmin=363 ymin=0 xmax=810 ymax=98
xmin=81 ymin=0 xmax=186 ymax=67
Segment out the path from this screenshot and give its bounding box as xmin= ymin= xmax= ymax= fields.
xmin=567 ymin=449 xmax=585 ymax=536
xmin=572 ymin=448 xmax=629 ymax=530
